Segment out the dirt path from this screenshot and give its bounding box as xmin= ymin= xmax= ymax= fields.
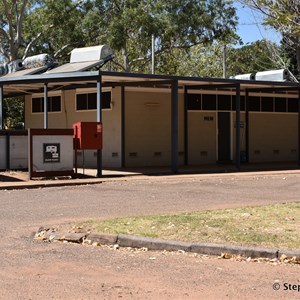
xmin=0 ymin=172 xmax=299 ymax=299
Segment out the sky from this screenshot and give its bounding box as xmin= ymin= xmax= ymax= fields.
xmin=234 ymin=2 xmax=282 ymax=45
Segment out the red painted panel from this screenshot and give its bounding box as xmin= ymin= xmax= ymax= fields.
xmin=73 ymin=122 xmax=103 ymax=150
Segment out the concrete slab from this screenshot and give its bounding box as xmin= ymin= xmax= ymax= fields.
xmin=1 ymin=162 xmax=300 ymax=190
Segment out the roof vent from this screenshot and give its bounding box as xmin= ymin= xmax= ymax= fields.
xmin=255 ymin=69 xmax=289 ymax=81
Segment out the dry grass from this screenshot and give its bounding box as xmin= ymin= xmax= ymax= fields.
xmin=78 ymin=202 xmax=300 ymax=250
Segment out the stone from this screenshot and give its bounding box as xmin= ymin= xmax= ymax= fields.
xmin=57 ymin=233 xmax=86 ymax=243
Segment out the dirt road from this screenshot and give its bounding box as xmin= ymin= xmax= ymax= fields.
xmin=0 ymin=172 xmax=299 ymax=299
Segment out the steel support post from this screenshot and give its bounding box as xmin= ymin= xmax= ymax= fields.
xmin=235 ymin=84 xmax=241 ymax=171
xmin=96 ymin=76 xmax=102 ymax=177
xmin=171 ymin=80 xmax=178 ymax=173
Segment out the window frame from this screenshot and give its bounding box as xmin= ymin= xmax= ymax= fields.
xmin=76 ymin=91 xmax=112 ymax=111
xmin=31 ymin=95 xmax=62 ymax=114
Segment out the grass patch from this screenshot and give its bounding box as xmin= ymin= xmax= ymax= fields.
xmin=78 ymin=203 xmax=300 ymax=250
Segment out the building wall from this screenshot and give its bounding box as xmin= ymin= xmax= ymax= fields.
xmin=0 ymin=134 xmax=28 ymax=170
xmin=0 ymin=136 xmax=7 ymax=169
xmin=10 ymin=136 xmax=28 ymax=169
xmin=187 ymin=111 xmax=217 ymax=164
xmin=24 ymin=89 xmax=299 ymax=168
xmin=249 ymin=113 xmax=297 ymax=162
xmin=124 ymin=90 xmax=184 ymax=167
xmin=25 ymin=87 xmax=122 ymax=168
xmin=188 ymin=111 xmax=297 ymax=164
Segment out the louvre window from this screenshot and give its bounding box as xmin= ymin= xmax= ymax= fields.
xmin=248 ymin=96 xmax=260 ymax=111
xmin=261 ymin=97 xmax=274 ymax=112
xmin=202 ymin=94 xmax=216 ymax=110
xmin=232 ymin=96 xmax=245 ymax=111
xmin=32 ymin=96 xmax=61 ymax=113
xmin=288 ymin=98 xmax=298 ymax=112
xmin=275 ymin=98 xmax=286 ymax=112
xmin=76 ymin=92 xmax=111 ymax=110
xmin=217 ymin=95 xmax=231 ymax=111
xmin=187 ymin=94 xmax=202 ymax=110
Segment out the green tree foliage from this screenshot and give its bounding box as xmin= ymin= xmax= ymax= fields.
xmin=227 ymin=40 xmax=284 ymax=76
xmin=0 ymin=0 xmax=88 ymax=62
xmin=82 ymin=0 xmax=239 ymax=72
xmin=1 ymin=0 xmax=239 ymax=72
xmin=23 ymin=0 xmax=89 ymax=61
xmin=0 ymin=0 xmax=35 ymax=61
xmin=173 ymin=40 xmax=282 ymax=78
xmin=238 ymin=0 xmax=300 ymax=76
xmin=3 ymin=97 xmax=24 ymax=129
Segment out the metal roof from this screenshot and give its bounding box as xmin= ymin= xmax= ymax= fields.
xmin=0 ymin=70 xmax=299 ymax=98
xmin=1 ymin=66 xmax=49 ymax=78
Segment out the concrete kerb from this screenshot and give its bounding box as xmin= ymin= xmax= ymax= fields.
xmin=95 ymin=233 xmax=300 ymax=259
xmin=37 ymin=230 xmax=300 ymax=259
xmin=0 ymin=178 xmax=105 ymax=190
xmin=116 ymin=234 xmax=283 ymax=259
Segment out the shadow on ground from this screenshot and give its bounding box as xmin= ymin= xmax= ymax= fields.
xmin=0 ymin=174 xmax=24 ymax=182
xmin=1 ymin=162 xmax=300 ymax=183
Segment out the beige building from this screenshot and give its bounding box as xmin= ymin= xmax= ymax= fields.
xmin=1 ymin=64 xmax=299 ymax=174
xmin=19 ymin=72 xmax=299 ymax=170
xmin=1 ymin=46 xmax=299 ymax=174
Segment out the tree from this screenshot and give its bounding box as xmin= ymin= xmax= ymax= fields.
xmin=82 ymin=0 xmax=239 ymax=73
xmin=171 ymin=40 xmax=282 ymax=78
xmin=2 ymin=97 xmax=24 ymax=129
xmin=0 ymin=0 xmax=33 ymax=61
xmin=227 ymin=39 xmax=285 ymax=76
xmin=23 ymin=0 xmax=89 ymax=61
xmin=238 ymin=0 xmax=300 ymax=77
xmin=0 ymin=0 xmax=88 ymax=63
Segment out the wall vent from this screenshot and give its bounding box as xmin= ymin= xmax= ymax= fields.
xmin=129 ymin=152 xmax=137 ymax=157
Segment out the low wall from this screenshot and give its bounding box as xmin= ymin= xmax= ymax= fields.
xmin=0 ymin=130 xmax=28 ymax=170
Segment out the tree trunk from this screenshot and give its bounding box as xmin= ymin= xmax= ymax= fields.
xmin=296 ymin=45 xmax=300 ymax=77
xmin=122 ymin=46 xmax=130 ymax=72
